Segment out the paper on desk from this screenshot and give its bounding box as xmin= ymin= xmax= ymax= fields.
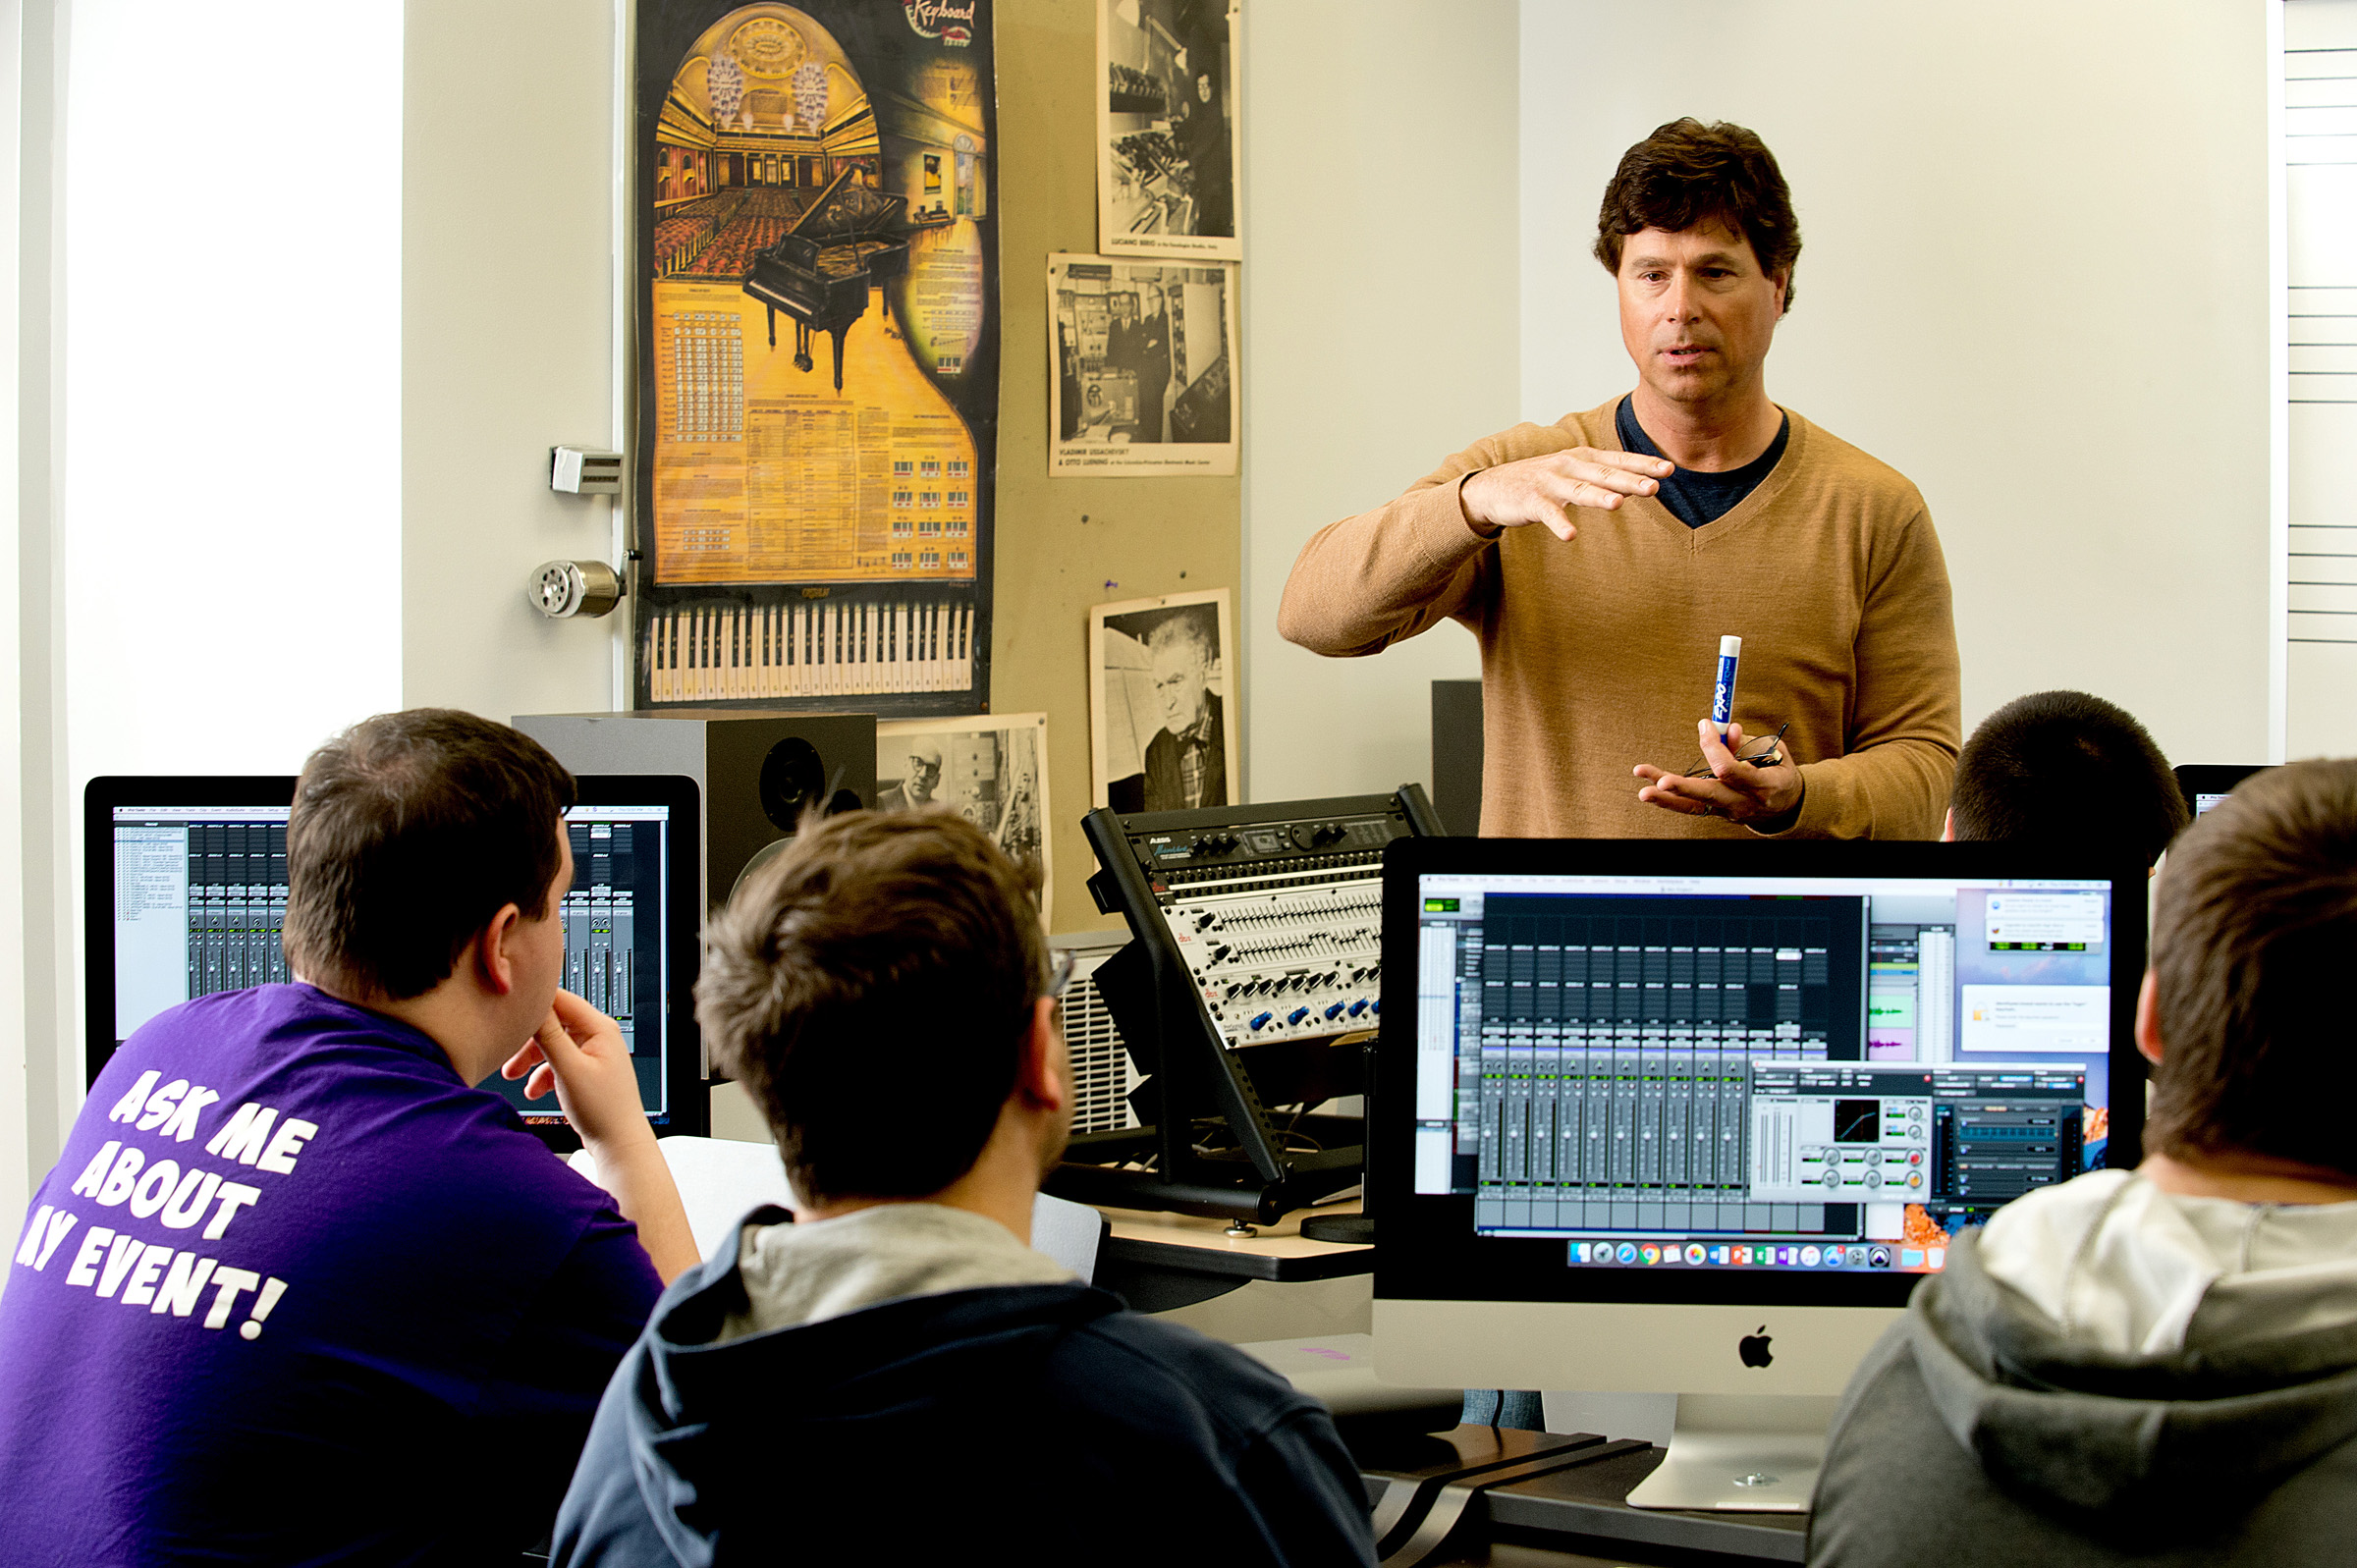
xmin=570 ymin=1136 xmax=1105 ymax=1281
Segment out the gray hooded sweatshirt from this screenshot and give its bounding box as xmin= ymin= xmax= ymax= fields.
xmin=1809 ymin=1170 xmax=2357 ymax=1565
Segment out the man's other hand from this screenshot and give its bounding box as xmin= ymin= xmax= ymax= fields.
xmin=1459 ymin=448 xmax=1673 ymax=541
xmin=502 ymin=990 xmax=653 ymax=1157
xmin=1634 ymin=720 xmax=1804 ymax=829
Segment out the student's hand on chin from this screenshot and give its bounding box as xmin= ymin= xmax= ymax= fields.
xmin=500 ymin=990 xmax=652 ymax=1154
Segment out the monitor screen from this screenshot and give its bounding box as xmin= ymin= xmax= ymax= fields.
xmin=84 ymin=775 xmax=706 ymax=1144
xmin=1376 ymin=840 xmax=2146 ymax=1323
xmin=2173 ymin=763 xmax=2271 ymax=820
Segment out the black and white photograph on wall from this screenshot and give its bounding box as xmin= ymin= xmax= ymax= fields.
xmin=1049 ymin=254 xmax=1237 ymax=475
xmin=1090 ymin=589 xmax=1239 ymax=813
xmin=1096 ymin=0 xmax=1240 ymax=259
xmin=876 ymin=712 xmax=1052 ymax=925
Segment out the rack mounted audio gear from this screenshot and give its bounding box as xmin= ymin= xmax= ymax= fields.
xmin=1048 ymin=784 xmax=1443 ymax=1224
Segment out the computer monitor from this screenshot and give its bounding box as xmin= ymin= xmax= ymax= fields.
xmin=2173 ymin=763 xmax=2271 ymax=820
xmin=83 ymin=774 xmax=707 ymax=1147
xmin=1371 ymin=838 xmax=2146 ymax=1510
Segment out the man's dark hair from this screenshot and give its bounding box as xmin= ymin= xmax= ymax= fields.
xmin=698 ymin=810 xmax=1048 ymax=1207
xmin=1950 ymin=690 xmax=2188 ymax=865
xmin=1593 ymin=118 xmax=1802 ymax=309
xmin=283 ymin=709 xmax=576 ymax=1001
xmin=2146 ymin=759 xmax=2357 ymax=1179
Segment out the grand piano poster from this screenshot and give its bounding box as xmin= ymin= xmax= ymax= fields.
xmin=632 ymin=1 xmax=998 ymax=716
xmin=1049 ymin=253 xmax=1237 ymax=476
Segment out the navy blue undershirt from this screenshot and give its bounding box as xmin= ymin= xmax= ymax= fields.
xmin=1615 ymin=396 xmax=1790 ymax=529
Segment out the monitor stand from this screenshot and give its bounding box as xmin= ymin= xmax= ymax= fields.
xmin=1623 ymin=1393 xmax=1837 ymax=1513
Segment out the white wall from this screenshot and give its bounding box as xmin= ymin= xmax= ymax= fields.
xmin=63 ymin=2 xmax=404 ymax=784
xmin=1239 ymin=0 xmax=1517 ymax=803
xmin=1517 ymin=0 xmax=2273 ymax=771
xmin=403 ymin=0 xmax=623 ymax=724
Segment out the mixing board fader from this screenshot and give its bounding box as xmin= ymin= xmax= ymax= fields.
xmin=1150 ymin=824 xmax=1392 ymax=1049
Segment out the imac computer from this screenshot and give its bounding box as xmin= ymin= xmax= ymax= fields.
xmin=1371 ymin=838 xmax=2145 ymax=1511
xmin=84 ymin=774 xmax=708 ymax=1146
xmin=2173 ymin=763 xmax=2271 ymax=820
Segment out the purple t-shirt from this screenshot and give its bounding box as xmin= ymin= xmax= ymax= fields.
xmin=0 ymin=984 xmax=662 ymax=1564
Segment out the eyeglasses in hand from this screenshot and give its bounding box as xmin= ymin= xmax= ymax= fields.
xmin=1686 ymin=722 xmax=1790 ymax=780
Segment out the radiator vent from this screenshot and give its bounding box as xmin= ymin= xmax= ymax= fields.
xmin=1056 ymin=930 xmax=1140 ymax=1135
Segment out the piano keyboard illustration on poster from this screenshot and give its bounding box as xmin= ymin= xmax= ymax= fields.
xmin=643 ymin=599 xmax=973 ymax=703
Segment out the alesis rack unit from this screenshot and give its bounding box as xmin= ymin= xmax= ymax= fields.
xmin=1048 ymin=785 xmax=1444 ymax=1224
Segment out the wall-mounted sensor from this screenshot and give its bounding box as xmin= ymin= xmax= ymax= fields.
xmin=528 ymin=559 xmax=624 ymax=619
xmin=550 ymin=447 xmax=624 ymax=494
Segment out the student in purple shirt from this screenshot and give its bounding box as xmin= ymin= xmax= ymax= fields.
xmin=0 ymin=709 xmax=697 ymax=1565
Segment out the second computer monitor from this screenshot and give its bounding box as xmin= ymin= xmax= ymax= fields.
xmin=85 ymin=773 xmax=705 ymax=1145
xmin=1373 ymin=838 xmax=2146 ymax=1397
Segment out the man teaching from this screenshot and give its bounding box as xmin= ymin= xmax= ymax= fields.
xmin=1280 ymin=118 xmax=1960 ymax=838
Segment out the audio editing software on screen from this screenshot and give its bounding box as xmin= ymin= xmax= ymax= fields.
xmin=109 ymin=804 xmax=674 ymax=1118
xmin=1410 ymin=875 xmax=2111 ymax=1276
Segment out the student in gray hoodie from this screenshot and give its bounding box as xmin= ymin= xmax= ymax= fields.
xmin=551 ymin=809 xmax=1377 ymax=1567
xmin=1810 ymin=759 xmax=2357 ymax=1565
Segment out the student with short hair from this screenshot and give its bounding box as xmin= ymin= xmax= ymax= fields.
xmin=1811 ymin=759 xmax=2357 ymax=1564
xmin=552 ymin=810 xmax=1377 ymax=1567
xmin=0 ymin=709 xmax=695 ymax=1562
xmin=1946 ymin=689 xmax=2188 ymax=864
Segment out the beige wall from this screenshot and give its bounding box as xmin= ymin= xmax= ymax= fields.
xmin=1515 ymin=1 xmax=2273 ymax=772
xmin=993 ymin=0 xmax=1239 ymax=935
xmin=1238 ymin=0 xmax=1519 ymax=805
xmin=404 ymin=0 xmax=625 ymax=723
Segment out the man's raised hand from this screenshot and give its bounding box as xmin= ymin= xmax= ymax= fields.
xmin=1458 ymin=448 xmax=1673 ymax=541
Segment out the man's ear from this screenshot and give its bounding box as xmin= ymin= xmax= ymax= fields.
xmin=474 ymin=902 xmax=525 ymax=997
xmin=1014 ymin=997 xmax=1067 ymax=1114
xmin=2133 ymin=969 xmax=2165 ymax=1067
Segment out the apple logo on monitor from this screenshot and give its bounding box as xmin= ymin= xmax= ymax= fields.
xmin=1738 ymin=1325 xmax=1774 ymax=1368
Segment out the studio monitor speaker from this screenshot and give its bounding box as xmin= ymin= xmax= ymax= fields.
xmin=513 ymin=710 xmax=878 ymax=914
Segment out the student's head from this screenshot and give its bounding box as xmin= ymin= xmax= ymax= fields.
xmin=1949 ymin=690 xmax=2188 ymax=865
xmin=283 ymin=709 xmax=576 ymax=1003
xmin=698 ymin=811 xmax=1062 ymax=1209
xmin=2143 ymin=760 xmax=2357 ymax=1180
xmin=1145 ymin=615 xmax=1214 ymax=734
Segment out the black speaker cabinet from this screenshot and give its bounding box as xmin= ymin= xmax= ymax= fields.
xmin=513 ymin=710 xmax=877 ymax=912
xmin=1431 ymin=679 xmax=1484 ymax=836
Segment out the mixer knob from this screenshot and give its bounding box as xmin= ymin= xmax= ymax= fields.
xmin=1347 ymin=1000 xmax=1368 ymax=1017
xmin=1287 ymin=1007 xmax=1310 ymax=1026
xmin=1248 ymin=1012 xmax=1273 ymax=1031
xmin=1324 ymin=1002 xmax=1345 ymax=1021
xmin=1195 ymin=912 xmax=1215 ymax=929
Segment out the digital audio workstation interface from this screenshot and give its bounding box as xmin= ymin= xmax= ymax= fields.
xmin=1411 ymin=872 xmax=2113 ymax=1275
xmin=107 ymin=802 xmax=677 ymax=1119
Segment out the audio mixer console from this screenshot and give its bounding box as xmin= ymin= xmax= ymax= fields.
xmin=1047 ymin=785 xmax=1444 ymax=1223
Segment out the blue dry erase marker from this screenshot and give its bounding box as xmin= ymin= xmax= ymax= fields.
xmin=1712 ymin=635 xmax=1741 ymax=737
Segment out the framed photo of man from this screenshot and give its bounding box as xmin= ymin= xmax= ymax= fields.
xmin=1049 ymin=254 xmax=1238 ymax=475
xmin=1096 ymin=0 xmax=1239 ymax=259
xmin=875 ymin=712 xmax=1052 ymax=925
xmin=1089 ymin=588 xmax=1239 ymax=814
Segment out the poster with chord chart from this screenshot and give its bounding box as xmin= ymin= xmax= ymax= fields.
xmin=633 ymin=0 xmax=998 ymax=716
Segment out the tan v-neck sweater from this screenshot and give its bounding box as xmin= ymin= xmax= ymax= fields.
xmin=1278 ymin=399 xmax=1960 ymax=839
